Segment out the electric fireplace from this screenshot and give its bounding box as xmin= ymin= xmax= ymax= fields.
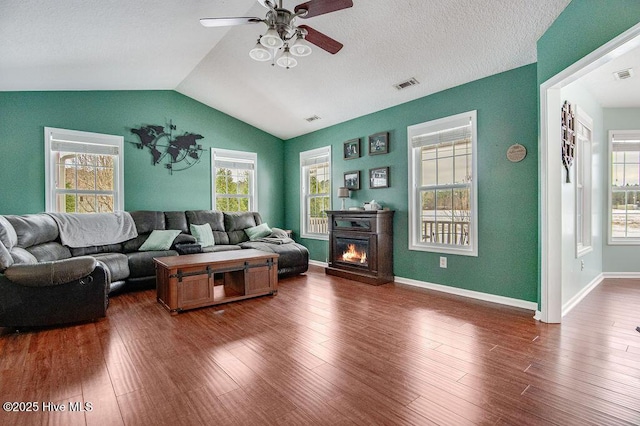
xmin=325 ymin=210 xmax=394 ymax=285
xmin=335 ymin=238 xmax=369 ymax=268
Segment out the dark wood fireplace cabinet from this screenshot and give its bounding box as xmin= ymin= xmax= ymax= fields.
xmin=325 ymin=210 xmax=394 ymax=285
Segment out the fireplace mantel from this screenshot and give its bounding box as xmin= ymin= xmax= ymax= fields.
xmin=325 ymin=210 xmax=394 ymax=285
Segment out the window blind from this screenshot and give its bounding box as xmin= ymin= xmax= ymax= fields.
xmin=50 ymin=140 xmax=120 ymax=155
xmin=214 ymin=159 xmax=255 ymax=170
xmin=612 ymin=132 xmax=640 ymax=152
xmin=411 ymin=123 xmax=472 ymax=149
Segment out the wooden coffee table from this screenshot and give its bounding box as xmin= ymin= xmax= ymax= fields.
xmin=154 ymin=249 xmax=278 ymax=315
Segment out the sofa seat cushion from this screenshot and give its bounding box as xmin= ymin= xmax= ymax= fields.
xmin=92 ymin=253 xmax=130 ymax=282
xmin=201 ymin=245 xmax=242 ymax=253
xmin=70 ymin=243 xmax=123 ymax=257
xmin=127 ymin=250 xmax=177 ymax=278
xmin=124 ymin=232 xmax=195 ymax=253
xmin=239 ymin=241 xmax=309 ymax=275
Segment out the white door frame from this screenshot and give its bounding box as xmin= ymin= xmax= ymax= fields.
xmin=538 ymin=23 xmax=640 ymax=323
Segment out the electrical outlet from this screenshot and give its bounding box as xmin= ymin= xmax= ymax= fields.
xmin=580 ymin=260 xmax=585 ymax=271
xmin=440 ymin=257 xmax=447 ymax=268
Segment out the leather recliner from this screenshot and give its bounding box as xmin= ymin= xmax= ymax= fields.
xmin=0 ymin=216 xmax=109 ymax=328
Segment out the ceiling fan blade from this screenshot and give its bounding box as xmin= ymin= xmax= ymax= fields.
xmin=258 ymin=0 xmax=276 ymax=8
xmin=295 ymin=0 xmax=353 ymax=18
xmin=200 ymin=17 xmax=263 ymax=28
xmin=298 ymin=25 xmax=343 ymax=54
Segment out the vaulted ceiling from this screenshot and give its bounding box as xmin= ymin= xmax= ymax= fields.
xmin=1 ymin=1 xmax=574 ymax=139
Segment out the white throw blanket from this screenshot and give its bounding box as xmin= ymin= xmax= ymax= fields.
xmin=47 ymin=212 xmax=138 ymax=248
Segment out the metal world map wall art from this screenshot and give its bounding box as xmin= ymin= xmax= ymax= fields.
xmin=131 ymin=120 xmax=204 ymax=174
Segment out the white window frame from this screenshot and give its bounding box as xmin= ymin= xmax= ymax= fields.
xmin=211 ymin=148 xmax=258 ymax=212
xmin=407 ymin=110 xmax=478 ymax=256
xmin=608 ymin=129 xmax=640 ymax=245
xmin=44 ymin=127 xmax=124 ymax=213
xmin=575 ymin=107 xmax=593 ymax=257
xmin=300 ymin=146 xmax=331 ymax=240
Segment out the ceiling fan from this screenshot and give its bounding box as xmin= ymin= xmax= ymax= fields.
xmin=200 ymin=0 xmax=353 ymax=69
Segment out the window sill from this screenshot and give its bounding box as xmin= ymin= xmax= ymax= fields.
xmin=607 ymin=239 xmax=640 ymax=246
xmin=301 ymin=233 xmax=329 ymax=241
xmin=409 ymin=242 xmax=478 ymax=257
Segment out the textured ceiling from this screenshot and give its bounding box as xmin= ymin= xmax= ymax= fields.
xmin=1 ymin=0 xmax=572 ymax=139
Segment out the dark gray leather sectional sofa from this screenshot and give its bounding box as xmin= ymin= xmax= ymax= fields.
xmin=0 ymin=210 xmax=308 ymax=327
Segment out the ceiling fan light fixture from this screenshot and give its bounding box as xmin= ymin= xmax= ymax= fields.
xmin=260 ymin=27 xmax=284 ymax=49
xmin=276 ymin=47 xmax=298 ymax=69
xmin=290 ymin=37 xmax=312 ymax=57
xmin=249 ymin=38 xmax=272 ymax=61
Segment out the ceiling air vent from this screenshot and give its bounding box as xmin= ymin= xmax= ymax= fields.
xmin=394 ymin=77 xmax=420 ymax=90
xmin=305 ymin=115 xmax=321 ymax=122
xmin=613 ymin=68 xmax=634 ymax=80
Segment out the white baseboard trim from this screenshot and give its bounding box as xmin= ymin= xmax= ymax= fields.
xmin=602 ymin=272 xmax=640 ymax=279
xmin=308 ymin=259 xmax=328 ymax=268
xmin=562 ymin=273 xmax=604 ymax=317
xmin=394 ymin=276 xmax=537 ymax=311
xmin=534 ymin=311 xmax=543 ymax=321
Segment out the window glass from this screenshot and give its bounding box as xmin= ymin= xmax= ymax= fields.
xmin=609 ymin=131 xmax=640 ymax=243
xmin=212 ymin=149 xmax=257 ymax=212
xmin=300 ymin=146 xmax=331 ymax=239
xmin=45 ymin=127 xmax=123 ymax=213
xmin=408 ymin=111 xmax=477 ymax=256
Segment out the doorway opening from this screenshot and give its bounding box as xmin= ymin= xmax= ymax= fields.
xmin=539 ymin=24 xmax=640 ymax=323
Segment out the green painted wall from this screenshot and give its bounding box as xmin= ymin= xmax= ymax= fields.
xmin=537 ymin=0 xmax=640 ymax=85
xmin=0 ymin=91 xmax=285 ymax=226
xmin=284 ymin=64 xmax=539 ymax=302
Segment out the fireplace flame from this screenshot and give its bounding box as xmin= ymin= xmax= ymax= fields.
xmin=341 ymin=244 xmax=367 ymax=264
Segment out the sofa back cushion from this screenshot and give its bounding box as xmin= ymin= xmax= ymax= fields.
xmin=27 ymin=242 xmax=72 ymax=262
xmin=4 ymin=214 xmax=59 ymax=248
xmin=124 ymin=211 xmax=167 ymax=253
xmin=129 ymin=211 xmax=166 ymax=235
xmin=164 ymin=211 xmax=189 ymax=233
xmin=224 ymin=212 xmax=263 ymax=245
xmin=186 ymin=210 xmax=230 ymax=245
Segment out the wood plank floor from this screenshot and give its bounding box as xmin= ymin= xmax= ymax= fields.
xmin=1 ymin=266 xmax=639 ymax=425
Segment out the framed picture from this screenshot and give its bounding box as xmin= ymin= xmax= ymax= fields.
xmin=369 ymin=167 xmax=389 ymax=189
xmin=343 ymin=138 xmax=360 ymax=160
xmin=344 ymin=170 xmax=360 ymax=190
xmin=368 ymin=131 xmax=389 ymax=155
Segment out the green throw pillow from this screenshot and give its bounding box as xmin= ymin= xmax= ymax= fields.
xmin=139 ymin=230 xmax=182 ymax=251
xmin=190 ymin=223 xmax=215 ymax=248
xmin=245 ymin=223 xmax=272 ymax=241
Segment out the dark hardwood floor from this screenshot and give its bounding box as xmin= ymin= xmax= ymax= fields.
xmin=1 ymin=266 xmax=639 ymax=425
